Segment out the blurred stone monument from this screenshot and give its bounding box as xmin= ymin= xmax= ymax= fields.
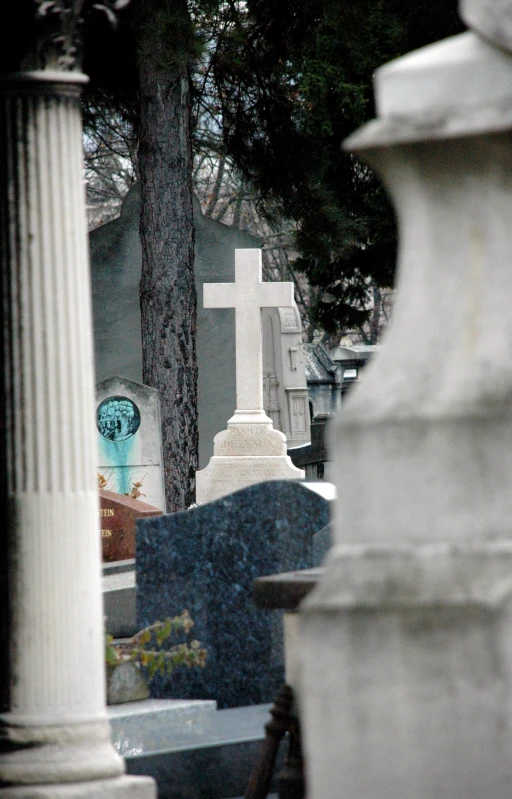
xmin=298 ymin=4 xmax=512 ymax=799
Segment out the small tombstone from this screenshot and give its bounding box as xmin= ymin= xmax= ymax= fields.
xmin=100 ymin=489 xmax=162 ymax=562
xmin=96 ymin=376 xmax=166 ymax=512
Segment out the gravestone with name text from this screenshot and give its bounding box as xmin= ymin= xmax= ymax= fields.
xmin=100 ymin=489 xmax=162 ymax=562
xmin=136 ymin=480 xmax=330 ymax=709
xmin=96 ymin=376 xmax=166 ymax=512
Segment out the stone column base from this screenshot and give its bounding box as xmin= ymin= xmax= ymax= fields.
xmin=0 ymin=775 xmax=156 ymax=798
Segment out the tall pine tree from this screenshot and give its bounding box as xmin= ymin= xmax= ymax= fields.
xmin=212 ymin=0 xmax=465 ymax=334
xmin=82 ymin=0 xmax=465 ymax=508
xmin=137 ymin=0 xmax=197 ymax=511
xmin=83 ymin=0 xmax=199 ymax=511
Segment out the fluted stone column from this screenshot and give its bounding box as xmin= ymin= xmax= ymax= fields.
xmin=298 ymin=4 xmax=512 ymax=799
xmin=0 ymin=71 xmax=155 ymax=797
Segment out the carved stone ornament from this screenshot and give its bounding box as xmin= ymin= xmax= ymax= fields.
xmin=298 ymin=10 xmax=512 ymax=799
xmin=1 ymin=0 xmax=129 ymax=74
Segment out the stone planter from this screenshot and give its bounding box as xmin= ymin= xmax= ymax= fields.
xmin=107 ymin=661 xmax=150 ymax=705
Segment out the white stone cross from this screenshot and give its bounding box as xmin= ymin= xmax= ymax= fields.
xmin=203 ymin=249 xmax=294 ymax=417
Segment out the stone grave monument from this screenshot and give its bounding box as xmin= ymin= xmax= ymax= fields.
xmin=89 ymin=188 xmax=310 ymax=469
xmin=97 ymin=378 xmax=165 ymax=636
xmin=96 ymin=376 xmax=166 ymax=512
xmin=298 ymin=3 xmax=512 ymax=799
xmin=196 ymin=249 xmax=305 ymax=503
xmin=136 ymin=480 xmax=331 ymax=709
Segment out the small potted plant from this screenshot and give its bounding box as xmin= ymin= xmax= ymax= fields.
xmin=106 ymin=610 xmax=207 ymax=704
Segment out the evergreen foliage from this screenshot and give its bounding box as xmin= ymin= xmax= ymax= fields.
xmin=82 ymin=0 xmax=465 ymax=335
xmin=211 ymin=0 xmax=465 ymax=333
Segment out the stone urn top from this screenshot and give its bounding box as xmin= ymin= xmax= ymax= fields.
xmin=375 ymin=33 xmax=512 ymax=122
xmin=346 ymin=19 xmax=512 ymax=149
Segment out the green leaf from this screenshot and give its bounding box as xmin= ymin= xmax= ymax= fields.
xmin=105 ymin=643 xmax=119 ymax=665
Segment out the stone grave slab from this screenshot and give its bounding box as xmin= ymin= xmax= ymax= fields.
xmin=136 ymin=480 xmax=330 ymax=709
xmin=109 ymin=698 xmax=217 ymax=755
xmin=100 ymin=489 xmax=162 ymax=563
xmin=97 ymin=376 xmax=166 ymax=512
xmin=117 ymin=702 xmax=284 ymax=799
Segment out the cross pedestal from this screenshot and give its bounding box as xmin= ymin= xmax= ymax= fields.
xmin=196 ymin=250 xmax=304 ymax=503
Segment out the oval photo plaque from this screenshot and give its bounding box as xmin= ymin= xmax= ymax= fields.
xmin=97 ymin=396 xmax=141 ymax=442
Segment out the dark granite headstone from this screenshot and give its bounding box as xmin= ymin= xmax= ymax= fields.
xmin=312 ymin=522 xmax=332 ymax=565
xmin=136 ymin=480 xmax=330 ymax=709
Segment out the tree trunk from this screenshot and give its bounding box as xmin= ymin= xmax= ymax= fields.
xmin=137 ymin=0 xmax=198 ymax=512
xmin=369 ymin=284 xmax=382 ymax=344
xmin=231 ymin=179 xmax=244 ymax=228
xmin=206 ymin=155 xmax=226 ymax=217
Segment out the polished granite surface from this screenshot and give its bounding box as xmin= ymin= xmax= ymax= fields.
xmin=137 ymin=480 xmax=330 ymax=708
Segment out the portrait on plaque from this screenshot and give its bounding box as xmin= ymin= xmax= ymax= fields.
xmin=96 ymin=377 xmax=166 ymax=512
xmin=97 ymin=395 xmax=141 ymax=442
